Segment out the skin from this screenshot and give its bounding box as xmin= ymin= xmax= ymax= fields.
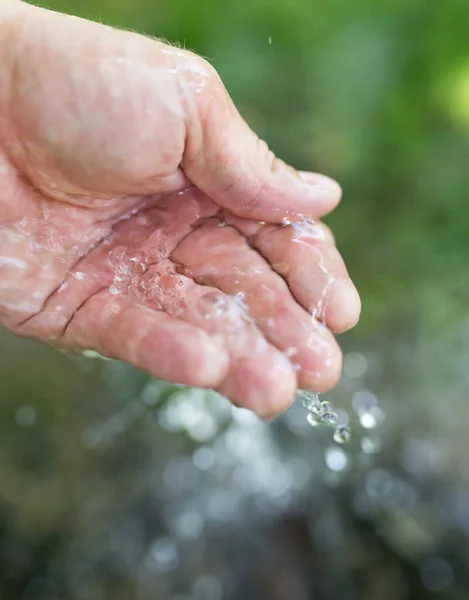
xmin=0 ymin=0 xmax=361 ymax=419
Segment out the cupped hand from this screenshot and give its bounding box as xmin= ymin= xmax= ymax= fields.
xmin=0 ymin=1 xmax=360 ymax=418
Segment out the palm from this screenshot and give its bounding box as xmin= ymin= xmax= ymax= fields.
xmin=0 ymin=2 xmax=359 ymax=415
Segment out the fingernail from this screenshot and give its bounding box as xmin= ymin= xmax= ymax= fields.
xmin=298 ymin=172 xmax=343 ymax=196
xmin=326 ymin=278 xmax=361 ymax=333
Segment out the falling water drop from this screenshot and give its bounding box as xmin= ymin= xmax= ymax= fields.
xmin=297 ymin=389 xmax=321 ymax=413
xmin=334 ymin=425 xmax=352 ymax=445
xmin=306 ymin=413 xmax=321 ymax=427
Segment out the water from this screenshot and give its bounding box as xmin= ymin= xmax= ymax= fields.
xmin=334 ymin=425 xmax=352 ymax=445
xmin=104 ymin=220 xmax=360 ymax=450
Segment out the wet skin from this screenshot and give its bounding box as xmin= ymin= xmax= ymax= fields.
xmin=0 ymin=1 xmax=360 ymax=418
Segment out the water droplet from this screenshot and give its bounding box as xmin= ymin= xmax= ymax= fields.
xmin=321 ymin=411 xmax=339 ymax=427
xmin=232 ymin=291 xmax=250 ymax=313
xmin=147 ymin=243 xmax=167 ymax=263
xmin=317 ymin=400 xmax=334 ymax=416
xmin=108 ymin=247 xmax=126 ymax=266
xmin=109 ymin=282 xmax=127 ymax=296
xmin=297 ymin=389 xmax=320 ymax=412
xmin=138 ymin=271 xmax=161 ymax=292
xmin=306 ymin=412 xmax=321 ymax=427
xmin=334 ymin=425 xmax=352 ymax=445
xmin=197 ymin=292 xmax=229 ymax=319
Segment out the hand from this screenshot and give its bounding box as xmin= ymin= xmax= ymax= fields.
xmin=0 ymin=1 xmax=360 ymax=418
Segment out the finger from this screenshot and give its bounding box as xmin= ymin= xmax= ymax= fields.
xmin=130 ymin=261 xmax=298 ymax=419
xmin=171 ymin=221 xmax=343 ymax=392
xmin=62 ymin=290 xmax=230 ymax=389
xmin=14 ymin=189 xmax=219 ymax=340
xmin=223 ymin=216 xmax=361 ymax=333
xmin=180 ymin=62 xmax=342 ymax=222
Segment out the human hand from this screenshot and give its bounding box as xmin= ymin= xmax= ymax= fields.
xmin=0 ymin=1 xmax=360 ymax=418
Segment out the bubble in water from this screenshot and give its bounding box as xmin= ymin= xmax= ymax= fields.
xmin=128 ymin=256 xmax=146 ymax=275
xmin=138 ymin=271 xmax=161 ymax=292
xmin=108 ymin=247 xmax=150 ymax=296
xmin=333 ymin=425 xmax=352 ymax=445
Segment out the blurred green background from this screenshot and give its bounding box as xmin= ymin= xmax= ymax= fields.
xmin=2 ymin=0 xmax=469 ymax=599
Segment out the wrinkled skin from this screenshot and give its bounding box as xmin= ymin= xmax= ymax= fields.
xmin=0 ymin=1 xmax=360 ymax=418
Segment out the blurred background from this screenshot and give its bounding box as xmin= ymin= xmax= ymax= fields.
xmin=2 ymin=0 xmax=469 ymax=598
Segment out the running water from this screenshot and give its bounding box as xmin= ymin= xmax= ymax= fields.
xmin=104 ymin=211 xmax=384 ymax=450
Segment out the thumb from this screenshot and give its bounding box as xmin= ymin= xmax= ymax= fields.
xmin=181 ymin=63 xmax=342 ymax=223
